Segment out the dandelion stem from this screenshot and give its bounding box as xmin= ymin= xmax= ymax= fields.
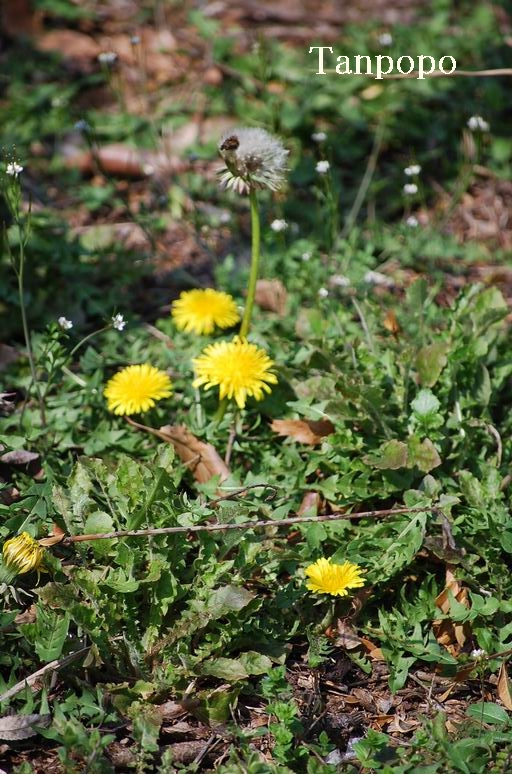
xmin=15 ymin=215 xmax=46 ymax=426
xmin=240 ymin=188 xmax=261 ymax=338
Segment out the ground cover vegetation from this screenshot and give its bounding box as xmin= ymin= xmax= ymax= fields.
xmin=1 ymin=0 xmax=512 ymax=770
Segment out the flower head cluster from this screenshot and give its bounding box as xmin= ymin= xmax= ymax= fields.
xmin=3 ymin=532 xmax=45 ymax=576
xmin=111 ymin=313 xmax=126 ymax=331
xmin=104 ymin=364 xmax=172 ymax=415
xmin=316 ymin=160 xmax=330 ymax=174
xmin=404 ymin=164 xmax=421 ymax=176
xmin=270 ymin=219 xmax=288 ymax=233
xmin=192 ymin=337 xmax=277 ymax=409
xmin=403 ymin=183 xmax=418 ymax=195
xmin=172 ymin=288 xmax=240 ymax=335
xmin=58 ymin=316 xmax=73 ymax=330
xmin=6 ymin=162 xmax=23 ymax=177
xmin=467 ymin=115 xmax=490 ymax=132
xmin=218 ymin=127 xmax=288 ymax=194
xmin=304 ymin=557 xmax=365 ymax=597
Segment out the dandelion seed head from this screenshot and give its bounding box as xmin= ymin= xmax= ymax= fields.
xmin=218 ymin=127 xmax=288 ymax=194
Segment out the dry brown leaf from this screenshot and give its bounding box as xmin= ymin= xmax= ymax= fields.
xmin=0 ymin=713 xmax=51 ymax=740
xmin=37 ymin=30 xmax=102 ymax=71
xmin=383 ymin=309 xmax=401 ymax=335
xmin=296 ymin=491 xmax=320 ymax=516
xmin=159 ymin=424 xmax=229 ymax=484
xmin=63 ymin=143 xmax=186 ymax=178
xmin=497 ymin=663 xmax=512 ymax=710
xmin=255 ymin=279 xmax=288 ymax=316
xmin=271 ymin=418 xmax=335 ymax=445
xmin=335 ymin=620 xmax=362 ymax=651
xmin=433 ymin=573 xmax=471 ymax=655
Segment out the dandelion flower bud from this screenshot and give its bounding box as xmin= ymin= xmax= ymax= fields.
xmin=3 ymin=532 xmax=45 ymax=576
xmin=218 ymin=127 xmax=288 ymax=194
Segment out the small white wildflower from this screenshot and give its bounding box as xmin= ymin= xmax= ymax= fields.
xmin=330 ymin=274 xmax=351 ymax=288
xmin=403 ymin=183 xmax=418 ymax=195
xmin=51 ymin=96 xmax=65 ymax=108
xmin=130 ymin=35 xmax=141 ymax=45
xmin=98 ymin=51 xmax=118 ymax=65
xmin=58 ymin=316 xmax=73 ymax=330
xmin=471 ymin=648 xmax=486 ymax=660
xmin=467 ymin=115 xmax=490 ymax=132
xmin=316 ymin=160 xmax=330 ymax=174
xmin=112 ymin=313 xmax=126 ymax=331
xmin=142 ymin=163 xmax=155 ymax=176
xmin=404 ymin=164 xmax=421 ymax=176
xmin=406 ymin=215 xmax=419 ymax=227
xmin=6 ymin=162 xmax=23 ymax=177
xmin=364 ymin=270 xmax=394 ymax=287
xmin=378 ymin=33 xmax=393 ymax=46
xmin=318 ymin=287 xmax=329 ymax=298
xmin=312 ymin=131 xmax=327 ymax=143
xmin=74 ymin=119 xmax=90 ymax=132
xmin=270 ymin=218 xmax=288 ymax=233
xmin=301 ymin=251 xmax=311 ymax=261
xmin=218 ymin=127 xmax=289 ymax=194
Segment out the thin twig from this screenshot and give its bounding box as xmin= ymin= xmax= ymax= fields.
xmin=61 ymin=505 xmax=439 ymax=545
xmin=0 ymin=646 xmax=90 ymax=704
xmin=319 ymin=68 xmax=512 ymax=80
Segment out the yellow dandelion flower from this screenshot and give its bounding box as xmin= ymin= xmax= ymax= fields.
xmin=3 ymin=532 xmax=45 ymax=576
xmin=172 ymin=288 xmax=240 ymax=335
xmin=304 ymin=557 xmax=365 ymax=597
xmin=104 ymin=364 xmax=172 ymax=416
xmin=192 ymin=336 xmax=278 ymax=409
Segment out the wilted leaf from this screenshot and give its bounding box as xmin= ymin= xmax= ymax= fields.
xmin=364 ymin=440 xmax=408 ymax=470
xmin=416 ymin=342 xmax=449 ymax=387
xmin=407 ymin=437 xmax=442 ymax=473
xmin=383 ymin=309 xmax=400 ymax=335
xmin=0 ymin=449 xmax=39 ymax=466
xmin=255 ymin=279 xmax=288 ymax=316
xmin=271 ymin=418 xmax=334 ymax=445
xmin=297 ymin=491 xmax=320 ymax=516
xmin=0 ymin=713 xmax=51 ymax=740
xmin=335 ymin=620 xmax=362 ymax=651
xmin=158 ymin=424 xmax=229 ymax=484
xmin=208 ymin=585 xmax=255 ymax=618
xmin=497 ymin=663 xmax=512 ymax=711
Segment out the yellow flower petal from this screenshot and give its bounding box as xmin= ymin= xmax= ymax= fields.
xmin=304 ymin=557 xmax=365 ymax=597
xmin=104 ymin=364 xmax=172 ymax=416
xmin=172 ymin=288 xmax=240 ymax=335
xmin=3 ymin=532 xmax=45 ymax=575
xmin=192 ymin=336 xmax=277 ymax=409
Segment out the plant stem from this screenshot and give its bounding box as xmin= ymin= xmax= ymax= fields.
xmin=17 ymin=233 xmax=46 ymax=426
xmin=239 ymin=188 xmax=261 ymax=338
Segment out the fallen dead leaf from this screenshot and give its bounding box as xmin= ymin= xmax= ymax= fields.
xmin=62 ymin=143 xmax=187 ymax=178
xmin=271 ymin=418 xmax=335 ymax=445
xmin=296 ymin=491 xmax=320 ymax=516
xmin=255 ymin=279 xmax=288 ymax=316
xmin=36 ymin=30 xmax=102 ymax=71
xmin=0 ymin=713 xmax=51 ymax=741
xmin=497 ymin=662 xmax=512 ymax=711
xmin=433 ymin=570 xmax=471 ymax=655
xmin=158 ymin=424 xmax=229 ymax=484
